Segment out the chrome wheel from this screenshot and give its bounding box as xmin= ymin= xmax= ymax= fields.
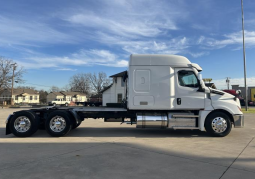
xmin=211 ymin=117 xmax=227 ymax=133
xmin=49 ymin=116 xmax=66 ymax=132
xmin=14 ymin=116 xmax=31 ymax=133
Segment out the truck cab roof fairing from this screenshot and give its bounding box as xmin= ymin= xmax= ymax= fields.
xmin=129 ymin=54 xmax=191 ymax=67
xmin=191 ymin=63 xmax=203 ymax=72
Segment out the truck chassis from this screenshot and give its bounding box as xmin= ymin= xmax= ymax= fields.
xmin=5 ymin=106 xmax=241 ymax=137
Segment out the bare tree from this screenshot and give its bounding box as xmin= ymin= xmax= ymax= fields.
xmin=61 ymin=84 xmax=71 ymax=92
xmin=0 ymin=57 xmax=25 ymax=91
xmin=49 ymin=86 xmax=60 ymax=92
xmin=69 ymin=73 xmax=91 ymax=95
xmin=39 ymin=90 xmax=48 ymax=104
xmin=69 ymin=72 xmax=111 ymax=96
xmin=87 ymin=72 xmax=111 ymax=95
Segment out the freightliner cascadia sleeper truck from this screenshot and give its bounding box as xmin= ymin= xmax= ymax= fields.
xmin=5 ymin=55 xmax=244 ymax=137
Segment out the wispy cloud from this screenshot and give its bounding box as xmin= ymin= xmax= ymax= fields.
xmin=122 ymin=40 xmax=181 ymax=54
xmin=18 ymin=49 xmax=128 ymax=69
xmin=65 ymin=0 xmax=181 ymax=39
xmin=0 ymin=16 xmax=77 ymax=46
xmin=61 ymin=0 xmax=190 ymax=56
xmin=92 ymin=31 xmax=190 ymax=55
xmin=67 ymin=14 xmax=164 ymax=38
xmin=191 ymin=24 xmax=209 ymax=30
xmin=199 ymin=31 xmax=255 ymax=49
xmin=1 ymin=0 xmax=254 ymax=73
xmin=197 ymin=36 xmax=206 ymax=44
xmin=121 ymin=37 xmax=189 ymax=54
xmin=56 ymin=68 xmax=77 ymax=71
xmin=212 ymin=77 xmax=255 ymax=89
xmin=189 ymin=51 xmax=209 ymax=58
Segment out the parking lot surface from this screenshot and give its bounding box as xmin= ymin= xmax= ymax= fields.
xmin=0 ymin=108 xmax=254 ymax=179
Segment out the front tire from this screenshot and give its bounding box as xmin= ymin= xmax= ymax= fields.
xmin=205 ymin=112 xmax=232 ymax=137
xmin=9 ymin=111 xmax=39 ymax=137
xmin=45 ymin=110 xmax=72 ymax=137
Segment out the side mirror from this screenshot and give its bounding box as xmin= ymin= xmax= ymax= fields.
xmin=198 ymin=73 xmax=202 ymax=80
xmin=197 ymin=73 xmax=205 ymax=92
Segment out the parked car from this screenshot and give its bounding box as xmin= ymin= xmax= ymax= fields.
xmin=248 ymin=100 xmax=255 ymax=106
xmin=223 ymin=89 xmax=244 ymax=106
xmin=48 ymin=99 xmax=70 ymax=106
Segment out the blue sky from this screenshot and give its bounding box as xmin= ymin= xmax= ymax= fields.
xmin=1 ymin=0 xmax=255 ymax=90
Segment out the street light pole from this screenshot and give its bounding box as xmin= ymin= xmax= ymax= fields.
xmin=241 ymin=0 xmax=248 ymax=111
xmin=226 ymin=77 xmax=230 ymax=90
xmin=11 ymin=63 xmax=17 ymax=105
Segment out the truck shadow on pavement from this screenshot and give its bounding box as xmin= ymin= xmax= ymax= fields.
xmin=67 ymin=127 xmax=209 ymax=138
xmin=1 ymin=127 xmax=210 ymax=138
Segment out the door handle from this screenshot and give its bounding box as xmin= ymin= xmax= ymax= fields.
xmin=177 ymin=98 xmax=181 ymax=105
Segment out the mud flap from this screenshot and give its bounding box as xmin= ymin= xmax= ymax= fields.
xmin=5 ymin=115 xmax=13 ymax=135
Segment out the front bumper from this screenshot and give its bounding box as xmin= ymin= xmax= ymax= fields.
xmin=233 ymin=114 xmax=244 ymax=128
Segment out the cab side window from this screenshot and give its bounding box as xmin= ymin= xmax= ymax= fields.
xmin=178 ymin=70 xmax=199 ymax=88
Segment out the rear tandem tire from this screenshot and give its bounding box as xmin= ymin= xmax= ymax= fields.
xmin=205 ymin=112 xmax=232 ymax=137
xmin=9 ymin=111 xmax=39 ymax=137
xmin=45 ymin=110 xmax=73 ymax=137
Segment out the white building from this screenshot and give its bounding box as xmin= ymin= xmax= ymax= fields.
xmin=61 ymin=92 xmax=87 ymax=102
xmin=46 ymin=91 xmax=87 ymax=103
xmin=0 ymin=88 xmax=40 ymax=104
xmin=46 ymin=92 xmax=64 ymax=103
xmin=102 ymin=71 xmax=126 ymax=106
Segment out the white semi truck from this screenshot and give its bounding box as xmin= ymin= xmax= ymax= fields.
xmin=5 ymin=55 xmax=244 ymax=137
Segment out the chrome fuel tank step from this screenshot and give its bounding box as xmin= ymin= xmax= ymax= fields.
xmin=136 ymin=112 xmax=198 ymax=129
xmin=168 ymin=113 xmax=197 ymax=128
xmin=136 ymin=113 xmax=168 ymax=128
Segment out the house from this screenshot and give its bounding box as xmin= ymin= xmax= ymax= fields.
xmin=102 ymin=71 xmax=126 ymax=106
xmin=61 ymin=92 xmax=87 ymax=102
xmin=46 ymin=92 xmax=64 ymax=103
xmin=0 ymin=88 xmax=40 ymax=104
xmin=46 ymin=91 xmax=87 ymax=103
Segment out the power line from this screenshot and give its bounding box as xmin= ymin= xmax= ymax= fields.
xmin=19 ymin=82 xmax=52 ymax=88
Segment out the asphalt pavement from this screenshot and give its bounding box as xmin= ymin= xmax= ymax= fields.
xmin=0 ymin=108 xmax=254 ymax=179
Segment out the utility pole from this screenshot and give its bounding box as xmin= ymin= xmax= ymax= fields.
xmin=11 ymin=63 xmax=17 ymax=105
xmin=226 ymin=77 xmax=230 ymax=90
xmin=241 ymin=0 xmax=248 ymax=111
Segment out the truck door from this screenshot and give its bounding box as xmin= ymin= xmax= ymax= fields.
xmin=175 ymin=68 xmax=205 ymax=109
